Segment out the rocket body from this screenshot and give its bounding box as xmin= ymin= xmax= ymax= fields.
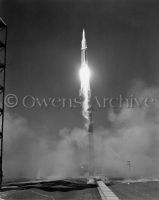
xmin=81 ymin=29 xmax=88 ymax=65
xmin=79 ymin=29 xmax=90 ymax=121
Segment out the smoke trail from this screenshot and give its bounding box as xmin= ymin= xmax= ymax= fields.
xmin=79 ymin=63 xmax=91 ymax=126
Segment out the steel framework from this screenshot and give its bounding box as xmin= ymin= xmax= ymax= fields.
xmin=0 ymin=18 xmax=7 ymax=188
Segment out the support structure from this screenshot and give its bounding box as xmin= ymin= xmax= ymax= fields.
xmin=0 ymin=18 xmax=7 ymax=188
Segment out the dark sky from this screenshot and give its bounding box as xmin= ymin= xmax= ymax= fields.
xmin=1 ymin=0 xmax=159 ymax=133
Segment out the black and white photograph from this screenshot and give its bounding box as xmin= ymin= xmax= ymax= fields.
xmin=1 ymin=0 xmax=159 ymax=199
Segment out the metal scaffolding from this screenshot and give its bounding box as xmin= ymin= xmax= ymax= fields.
xmin=0 ymin=18 xmax=7 ymax=188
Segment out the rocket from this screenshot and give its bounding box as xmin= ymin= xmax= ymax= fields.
xmin=81 ymin=29 xmax=88 ymax=65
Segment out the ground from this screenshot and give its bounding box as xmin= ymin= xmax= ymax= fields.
xmin=1 ymin=179 xmax=159 ymax=200
xmin=0 ymin=179 xmax=101 ymax=200
xmin=110 ymin=181 xmax=159 ymax=200
xmin=0 ymin=188 xmax=101 ymax=200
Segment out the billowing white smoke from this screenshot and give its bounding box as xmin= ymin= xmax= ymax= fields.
xmin=3 ymin=80 xmax=159 ymax=180
xmin=95 ymin=81 xmax=159 ymax=177
xmin=3 ymin=114 xmax=88 ymax=180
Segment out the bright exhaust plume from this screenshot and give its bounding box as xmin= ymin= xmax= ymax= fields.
xmin=79 ymin=63 xmax=91 ymax=121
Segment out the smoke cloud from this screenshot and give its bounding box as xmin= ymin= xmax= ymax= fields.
xmin=3 ymin=113 xmax=89 ymax=180
xmin=94 ymin=81 xmax=159 ymax=178
xmin=3 ymin=81 xmax=159 ymax=180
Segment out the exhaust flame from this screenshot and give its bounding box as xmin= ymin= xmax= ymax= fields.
xmin=79 ymin=62 xmax=91 ymax=122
